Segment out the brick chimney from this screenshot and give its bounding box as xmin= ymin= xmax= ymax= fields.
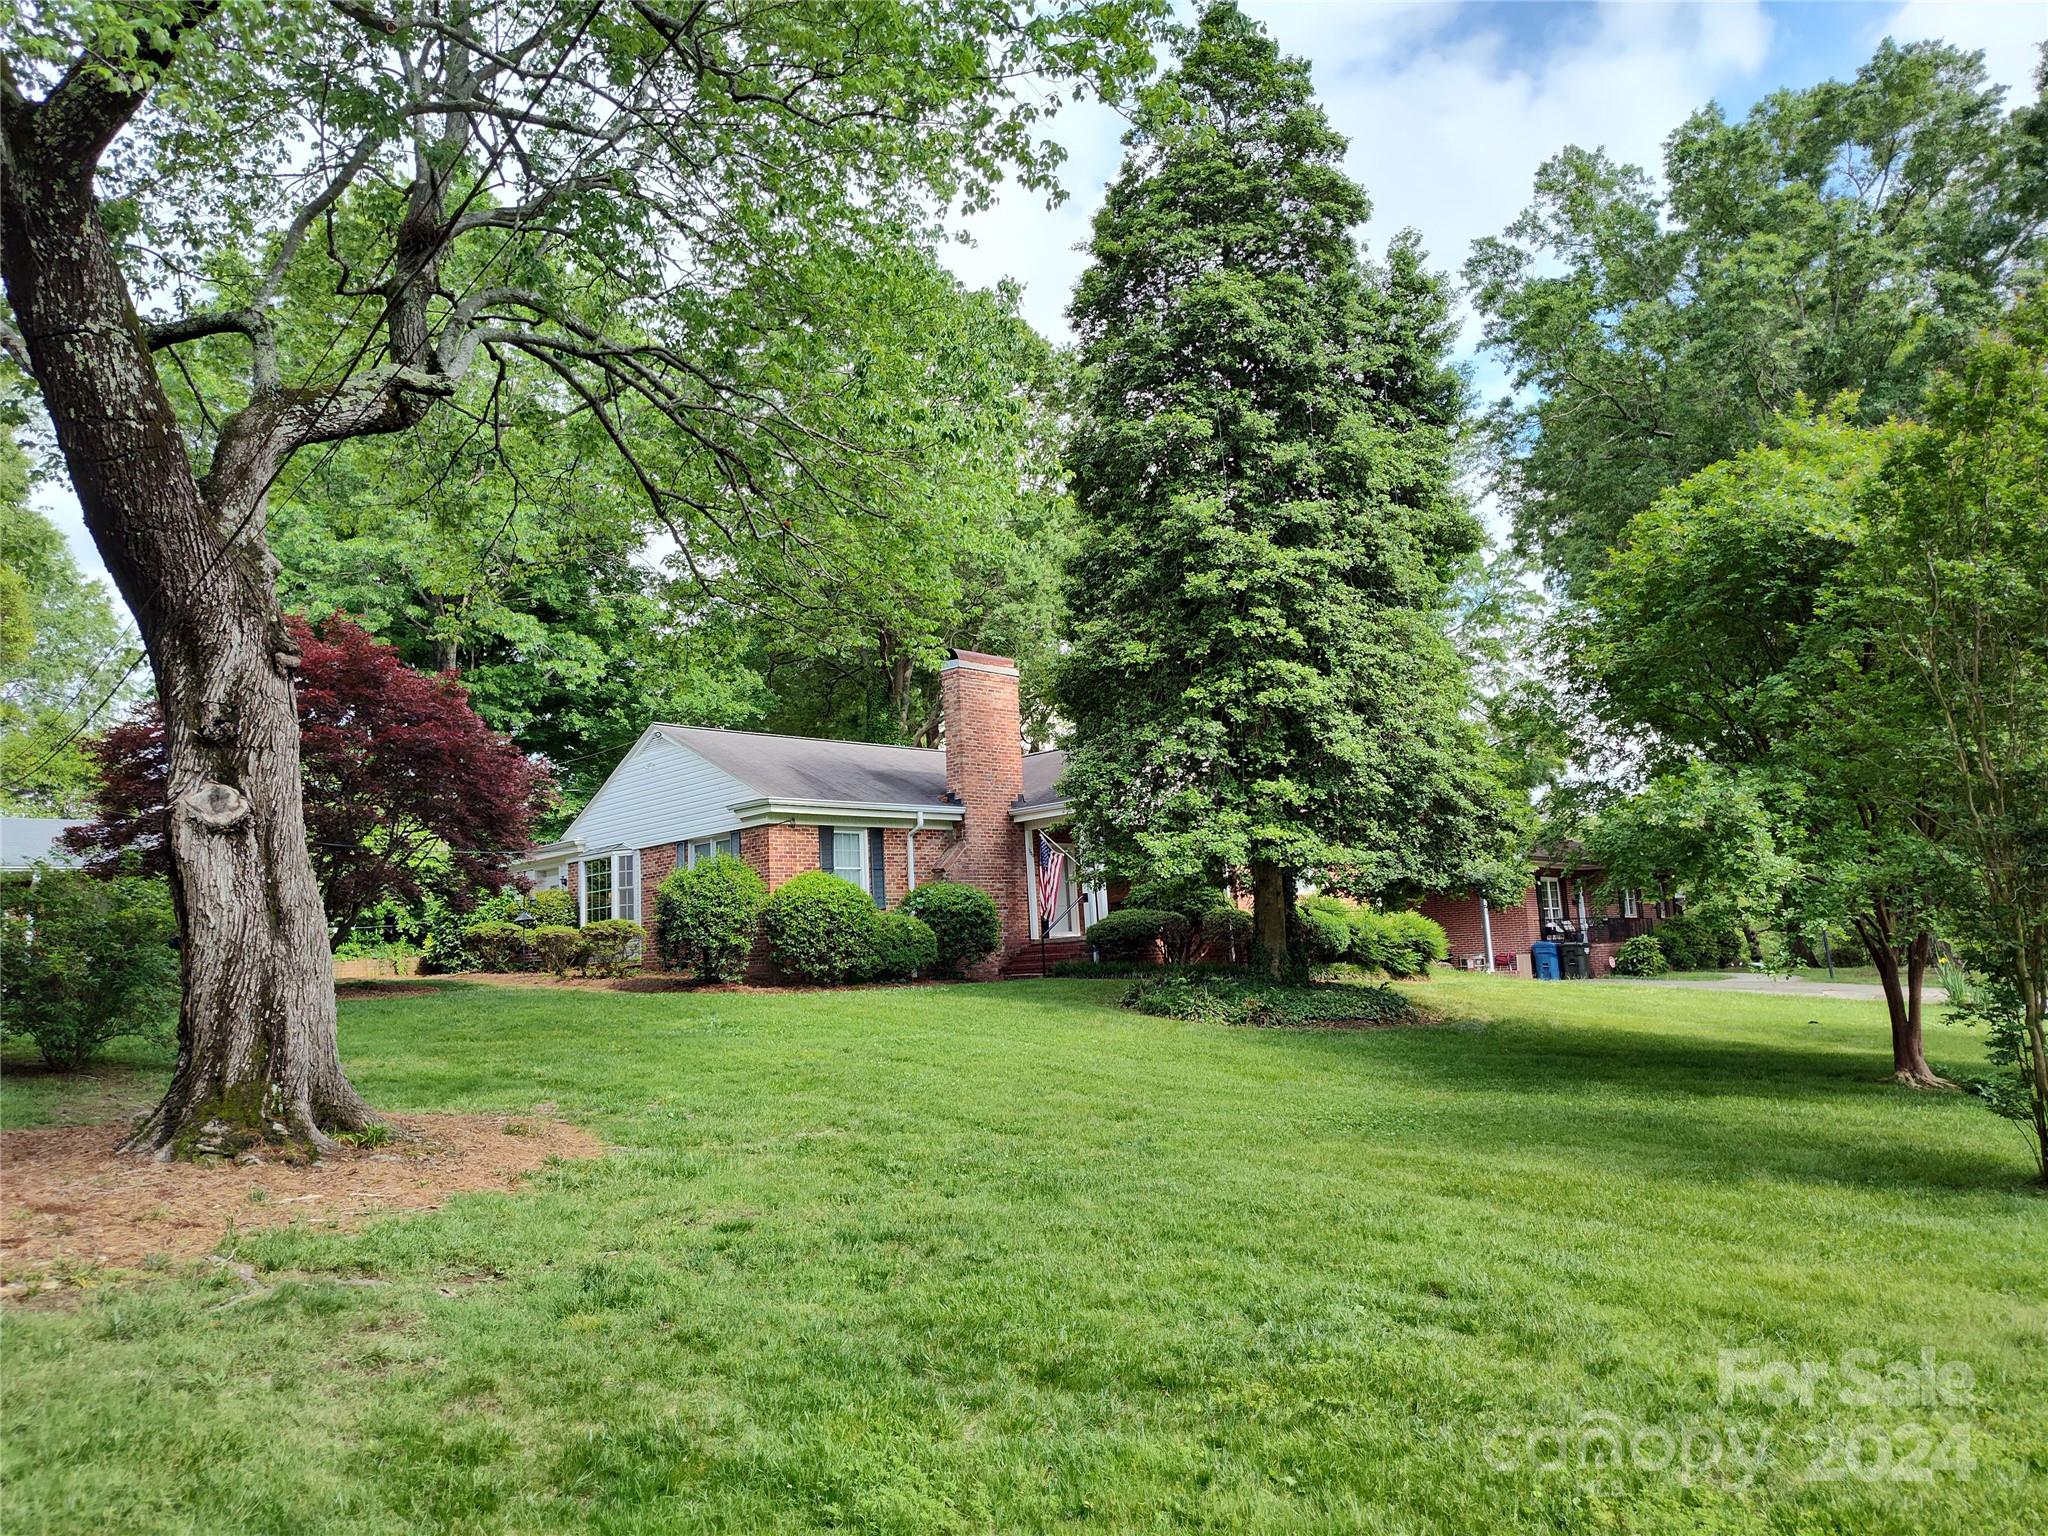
xmin=941 ymin=649 xmax=1027 ymax=975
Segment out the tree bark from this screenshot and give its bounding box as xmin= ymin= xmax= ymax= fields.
xmin=1858 ymin=914 xmax=1944 ymax=1089
xmin=3 ymin=52 xmax=372 ymax=1156
xmin=1250 ymin=858 xmax=1292 ymax=981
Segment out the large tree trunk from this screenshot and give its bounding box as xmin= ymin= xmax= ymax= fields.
xmin=3 ymin=60 xmax=371 ymax=1156
xmin=1249 ymin=858 xmax=1293 ymax=981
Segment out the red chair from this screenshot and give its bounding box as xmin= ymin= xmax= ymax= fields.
xmin=1493 ymin=953 xmax=1520 ymax=973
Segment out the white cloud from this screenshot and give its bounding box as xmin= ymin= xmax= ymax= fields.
xmin=1879 ymin=0 xmax=2045 ymax=100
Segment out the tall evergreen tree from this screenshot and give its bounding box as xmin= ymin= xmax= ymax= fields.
xmin=1053 ymin=1 xmax=1525 ymax=976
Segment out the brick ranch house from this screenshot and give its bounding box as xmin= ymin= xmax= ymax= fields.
xmin=510 ymin=651 xmax=1106 ymax=979
xmin=1418 ymin=848 xmax=1676 ymax=977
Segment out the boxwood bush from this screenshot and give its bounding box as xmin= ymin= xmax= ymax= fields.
xmin=866 ymin=912 xmax=939 ymax=982
xmin=530 ymin=924 xmax=587 ymax=978
xmin=1651 ymin=910 xmax=1745 ymax=970
xmin=463 ymin=919 xmax=527 ymax=972
xmin=1123 ymin=973 xmax=1415 ymax=1030
xmin=655 ymin=854 xmax=767 ymax=982
xmin=1611 ymin=934 xmax=1669 ymax=976
xmin=763 ymin=870 xmax=880 ymax=984
xmin=899 ymin=881 xmax=1001 ymax=976
xmin=1084 ymin=907 xmax=1170 ymax=964
xmin=0 ymin=872 xmax=179 ymax=1069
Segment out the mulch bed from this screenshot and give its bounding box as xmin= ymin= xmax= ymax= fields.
xmin=0 ymin=1113 xmax=602 ymax=1288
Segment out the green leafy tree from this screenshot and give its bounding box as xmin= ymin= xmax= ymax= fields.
xmin=1054 ymin=2 xmax=1524 ymax=977
xmin=1572 ymin=408 xmax=1951 ymax=1082
xmin=1470 ymin=39 xmax=2047 ymax=592
xmin=1845 ymin=294 xmax=2048 ymax=1177
xmin=0 ymin=419 xmax=141 ymax=812
xmin=0 ymin=0 xmax=1160 ymax=1153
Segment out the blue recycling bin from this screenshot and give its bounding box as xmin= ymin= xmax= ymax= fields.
xmin=1530 ymin=941 xmax=1562 ymax=981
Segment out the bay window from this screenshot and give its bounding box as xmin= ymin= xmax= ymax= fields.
xmin=580 ymin=851 xmax=638 ymax=924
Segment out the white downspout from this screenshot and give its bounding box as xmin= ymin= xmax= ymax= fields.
xmin=908 ymin=811 xmax=923 ymax=891
xmin=1480 ymin=897 xmax=1495 ymax=973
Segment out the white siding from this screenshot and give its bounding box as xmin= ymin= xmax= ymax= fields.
xmin=562 ymin=731 xmax=753 ymax=854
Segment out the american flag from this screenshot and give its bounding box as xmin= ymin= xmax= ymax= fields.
xmin=1035 ymin=834 xmax=1068 ymax=930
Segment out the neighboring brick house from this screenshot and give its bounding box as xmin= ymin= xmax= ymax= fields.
xmin=512 ymin=651 xmax=1105 ymax=980
xmin=1419 ymin=848 xmax=1675 ymax=978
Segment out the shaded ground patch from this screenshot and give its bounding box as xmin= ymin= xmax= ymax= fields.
xmin=0 ymin=1113 xmax=601 ymax=1285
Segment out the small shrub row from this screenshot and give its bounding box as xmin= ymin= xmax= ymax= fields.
xmin=1122 ymin=973 xmax=1417 ymax=1030
xmin=758 ymin=872 xmax=993 ymax=984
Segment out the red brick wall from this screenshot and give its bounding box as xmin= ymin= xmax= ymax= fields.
xmin=941 ymin=653 xmax=1028 ymax=977
xmin=637 ymin=842 xmax=678 ymax=966
xmin=1419 ymin=888 xmax=1543 ymax=975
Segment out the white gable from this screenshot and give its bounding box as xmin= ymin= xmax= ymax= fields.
xmin=560 ymin=730 xmax=755 ymax=853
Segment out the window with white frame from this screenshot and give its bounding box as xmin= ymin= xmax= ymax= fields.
xmin=1538 ymin=876 xmax=1564 ymax=924
xmin=687 ymin=834 xmax=740 ymax=867
xmin=616 ymin=851 xmax=638 ymax=923
xmin=829 ymin=828 xmax=865 ymax=887
xmin=581 ymin=852 xmax=638 ymax=924
xmin=1623 ymin=888 xmax=1640 ymax=919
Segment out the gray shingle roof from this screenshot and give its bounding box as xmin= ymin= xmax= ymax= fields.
xmin=1016 ymin=749 xmax=1067 ymax=809
xmin=655 ymin=726 xmax=952 ymax=806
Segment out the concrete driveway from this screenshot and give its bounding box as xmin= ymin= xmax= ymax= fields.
xmin=1600 ymin=974 xmax=1889 ymax=1003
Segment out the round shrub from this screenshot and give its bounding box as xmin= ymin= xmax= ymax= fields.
xmin=763 ymin=870 xmax=881 ymax=984
xmin=581 ymin=918 xmax=645 ymax=977
xmin=522 ymin=888 xmax=576 ymax=927
xmin=463 ymin=919 xmax=527 ymax=972
xmin=866 ymin=912 xmax=939 ymax=982
xmin=656 ymin=854 xmax=767 ymax=982
xmin=0 ymin=872 xmax=179 ymax=1069
xmin=1199 ymin=904 xmax=1253 ymax=964
xmin=899 ymin=881 xmax=1001 ymax=976
xmin=1381 ymin=910 xmax=1449 ymax=976
xmin=1085 ymin=907 xmax=1169 ymax=964
xmin=1611 ymin=934 xmax=1669 ymax=976
xmin=530 ymin=924 xmax=588 ymax=978
xmin=1296 ymin=896 xmax=1356 ymax=966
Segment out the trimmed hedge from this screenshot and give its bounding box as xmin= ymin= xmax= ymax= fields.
xmin=463 ymin=919 xmax=527 ymax=972
xmin=866 ymin=912 xmax=939 ymax=982
xmin=530 ymin=924 xmax=586 ymax=977
xmin=899 ymin=882 xmax=1001 ymax=976
xmin=523 ymin=888 xmax=576 ymax=927
xmin=763 ymin=871 xmax=880 ymax=983
xmin=1611 ymin=934 xmax=1669 ymax=976
xmin=1123 ymin=973 xmax=1416 ymax=1030
xmin=1085 ymin=907 xmax=1171 ymax=963
xmin=655 ymin=854 xmax=767 ymax=982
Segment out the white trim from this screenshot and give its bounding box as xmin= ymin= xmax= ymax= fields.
xmin=727 ymin=796 xmax=961 ymax=829
xmin=1623 ymin=888 xmax=1639 ymax=919
xmin=1538 ymin=876 xmax=1564 ymax=924
xmin=1011 ymin=800 xmax=1069 ymax=825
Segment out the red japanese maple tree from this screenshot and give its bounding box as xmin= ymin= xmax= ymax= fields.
xmin=66 ymin=614 xmax=552 ymax=941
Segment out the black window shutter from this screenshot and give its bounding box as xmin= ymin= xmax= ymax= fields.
xmin=818 ymin=825 xmax=834 ymax=871
xmin=867 ymin=828 xmax=886 ymax=908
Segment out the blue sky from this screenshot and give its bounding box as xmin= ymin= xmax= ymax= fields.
xmin=39 ymin=1 xmax=2048 ymax=586
xmin=947 ymin=0 xmax=2046 ymax=380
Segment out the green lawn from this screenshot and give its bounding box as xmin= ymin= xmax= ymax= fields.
xmin=4 ymin=975 xmax=2043 ymax=1534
